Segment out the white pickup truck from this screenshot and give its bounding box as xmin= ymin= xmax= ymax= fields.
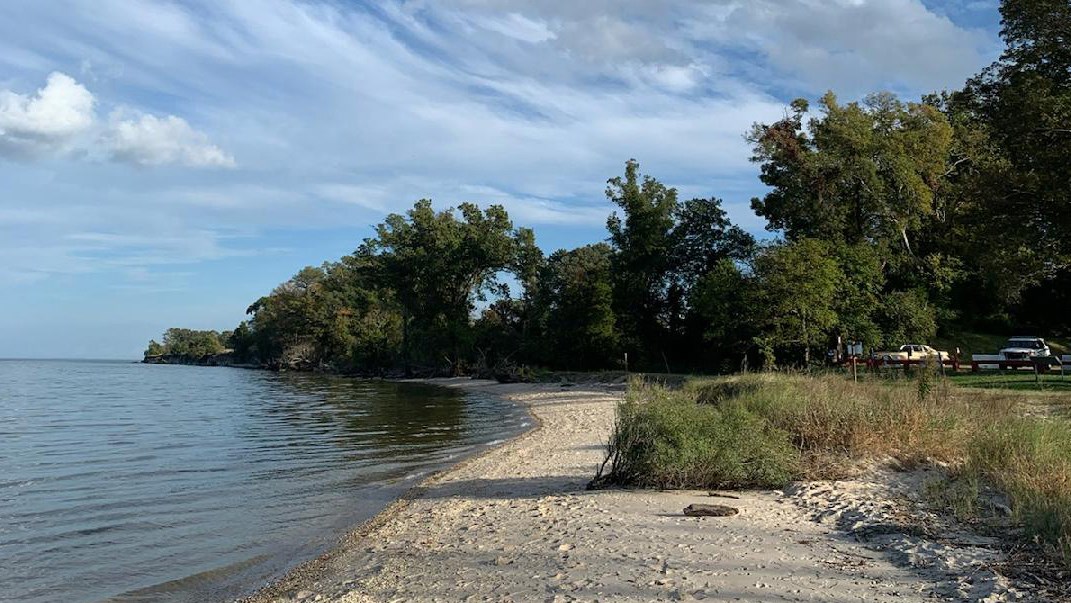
xmin=999 ymin=337 xmax=1052 ymax=360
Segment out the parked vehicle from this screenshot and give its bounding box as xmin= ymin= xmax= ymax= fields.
xmin=875 ymin=344 xmax=949 ymax=362
xmin=999 ymin=337 xmax=1051 ymax=360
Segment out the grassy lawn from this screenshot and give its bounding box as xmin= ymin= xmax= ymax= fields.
xmin=596 ymin=373 xmax=1071 ymax=567
xmin=949 ymin=371 xmax=1071 ymax=392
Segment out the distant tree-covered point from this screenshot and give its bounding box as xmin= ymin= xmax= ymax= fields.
xmin=144 ymin=328 xmax=230 ymax=359
xmin=147 ymin=0 xmax=1070 ymax=375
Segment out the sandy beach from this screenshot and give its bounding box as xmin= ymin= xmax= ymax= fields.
xmin=245 ymin=379 xmax=1038 ymax=603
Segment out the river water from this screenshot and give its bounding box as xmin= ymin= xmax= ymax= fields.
xmin=0 ymin=360 xmax=529 ymax=602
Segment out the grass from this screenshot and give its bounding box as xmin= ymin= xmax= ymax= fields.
xmin=949 ymin=371 xmax=1071 ymax=392
xmin=596 ymin=382 xmax=798 ymax=489
xmin=969 ymin=419 xmax=1071 ymax=561
xmin=594 ymin=372 xmax=1071 ymax=566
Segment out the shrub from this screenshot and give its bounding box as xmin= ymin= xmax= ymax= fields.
xmin=594 ymin=379 xmax=797 ymax=489
xmin=595 ymin=372 xmax=1071 ymax=566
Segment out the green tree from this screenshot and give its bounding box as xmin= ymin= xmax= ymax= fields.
xmin=752 ymin=240 xmax=843 ymax=365
xmin=687 ymin=258 xmax=754 ymax=369
xmin=875 ymin=290 xmax=938 ymax=349
xmin=832 ymin=244 xmax=884 ymax=348
xmin=669 ymin=197 xmax=755 ymax=284
xmin=364 ymin=200 xmax=525 ymax=374
xmin=324 ymin=253 xmax=404 ymax=371
xmin=606 ymin=159 xmax=677 ymax=367
xmin=961 ymin=0 xmax=1071 ymax=291
xmin=473 ymin=299 xmax=526 ymax=371
xmin=749 ymin=93 xmax=953 ymax=255
xmin=159 ymin=328 xmax=224 ymax=357
xmin=144 ymin=339 xmax=165 ymax=357
xmin=915 ymin=0 xmax=1071 ymax=331
xmin=239 ymin=255 xmax=404 ymax=371
xmin=230 ymin=321 xmax=254 ymax=361
xmin=535 ymin=244 xmax=619 ymax=370
xmin=243 ymin=266 xmax=330 ymax=367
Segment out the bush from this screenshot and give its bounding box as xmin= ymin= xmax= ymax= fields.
xmin=594 ymin=381 xmax=797 ymax=489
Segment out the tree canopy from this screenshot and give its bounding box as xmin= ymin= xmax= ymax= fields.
xmin=149 ymin=0 xmax=1070 ymax=373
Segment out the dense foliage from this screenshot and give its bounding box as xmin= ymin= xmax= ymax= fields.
xmin=148 ymin=0 xmax=1069 ymax=373
xmin=145 ymin=328 xmax=229 ymax=358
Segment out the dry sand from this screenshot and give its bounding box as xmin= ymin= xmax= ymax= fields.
xmin=246 ymin=379 xmax=1040 ymax=603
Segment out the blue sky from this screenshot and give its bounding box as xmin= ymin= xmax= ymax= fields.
xmin=0 ymin=0 xmax=1004 ymax=359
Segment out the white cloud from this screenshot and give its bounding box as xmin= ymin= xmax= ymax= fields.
xmin=0 ymin=72 xmax=234 ymax=167
xmin=0 ymin=72 xmax=96 ymax=158
xmin=316 ymin=183 xmax=392 ymax=212
xmin=456 ymin=183 xmax=609 ymax=226
xmin=469 ymin=12 xmax=555 ymax=43
xmin=106 ymin=112 xmax=235 ymax=168
xmin=438 ymin=0 xmax=994 ymax=96
xmin=697 ymin=0 xmax=996 ymax=95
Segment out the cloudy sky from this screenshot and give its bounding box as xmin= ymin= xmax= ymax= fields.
xmin=0 ymin=0 xmax=1003 ymax=358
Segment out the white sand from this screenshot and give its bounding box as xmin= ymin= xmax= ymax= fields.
xmin=253 ymin=379 xmax=1032 ymax=603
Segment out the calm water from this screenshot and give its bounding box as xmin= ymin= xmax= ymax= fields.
xmin=0 ymin=360 xmax=529 ymax=603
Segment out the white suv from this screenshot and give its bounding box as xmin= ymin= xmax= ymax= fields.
xmin=999 ymin=337 xmax=1051 ymax=360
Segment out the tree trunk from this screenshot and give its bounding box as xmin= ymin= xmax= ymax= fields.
xmin=402 ymin=310 xmax=411 ymax=377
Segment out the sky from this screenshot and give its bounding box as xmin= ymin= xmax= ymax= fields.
xmin=0 ymin=0 xmax=1005 ymax=359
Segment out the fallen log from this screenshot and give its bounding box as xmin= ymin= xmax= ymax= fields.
xmin=684 ymin=503 xmax=739 ymax=517
xmin=707 ymin=492 xmax=741 ymax=500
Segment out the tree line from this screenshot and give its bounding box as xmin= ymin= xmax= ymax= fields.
xmin=145 ymin=328 xmax=230 ymax=358
xmin=146 ymin=0 xmax=1070 ymax=375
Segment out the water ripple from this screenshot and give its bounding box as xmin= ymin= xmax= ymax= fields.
xmin=0 ymin=360 xmax=528 ymax=603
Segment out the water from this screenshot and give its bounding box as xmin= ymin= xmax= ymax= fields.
xmin=0 ymin=360 xmax=530 ymax=603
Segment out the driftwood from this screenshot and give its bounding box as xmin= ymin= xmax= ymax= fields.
xmin=707 ymin=492 xmax=741 ymax=500
xmin=684 ymin=503 xmax=739 ymax=517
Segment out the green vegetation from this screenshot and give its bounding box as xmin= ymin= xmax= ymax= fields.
xmin=144 ymin=328 xmax=229 ymax=358
xmin=949 ymin=372 xmax=1071 ymax=392
xmin=150 ymin=0 xmax=1070 ymax=375
xmin=596 ymin=373 xmax=1071 ymax=566
xmin=969 ymin=419 xmax=1071 ymax=562
xmin=596 ymin=379 xmax=798 ymax=489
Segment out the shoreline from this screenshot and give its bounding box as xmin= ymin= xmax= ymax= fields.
xmin=236 ymin=378 xmax=547 ymax=603
xmin=236 ymin=378 xmax=1043 ymax=603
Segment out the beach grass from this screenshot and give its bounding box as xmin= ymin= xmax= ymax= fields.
xmin=595 ymin=372 xmax=1071 ymax=566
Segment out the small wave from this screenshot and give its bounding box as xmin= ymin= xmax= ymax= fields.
xmin=4 ymin=363 xmax=533 ymax=603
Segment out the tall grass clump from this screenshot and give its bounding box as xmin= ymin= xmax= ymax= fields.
xmin=966 ymin=419 xmax=1071 ymax=565
xmin=681 ymin=373 xmax=1013 ymax=477
xmin=593 ymin=378 xmax=798 ymax=489
xmin=595 ymin=372 xmax=1071 ymax=566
